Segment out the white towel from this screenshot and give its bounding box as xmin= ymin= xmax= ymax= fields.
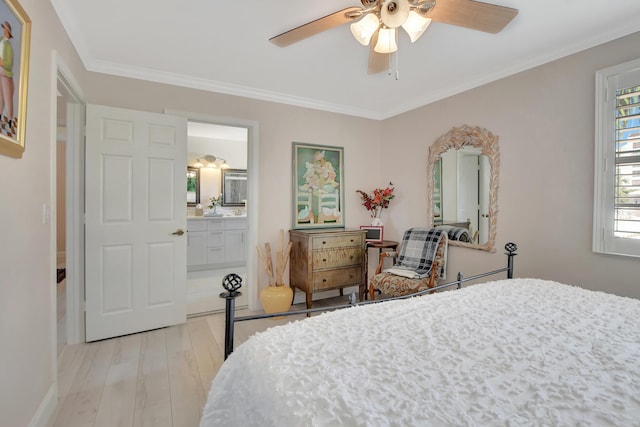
xmin=382 ymin=267 xmax=428 ymax=279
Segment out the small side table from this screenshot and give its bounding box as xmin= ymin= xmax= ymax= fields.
xmin=365 ymin=240 xmax=399 ymax=299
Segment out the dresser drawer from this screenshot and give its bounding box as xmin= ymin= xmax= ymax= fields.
xmin=312 ymin=234 xmax=363 ymax=250
xmin=312 ymin=248 xmax=363 ymax=270
xmin=312 ymin=267 xmax=362 ymax=291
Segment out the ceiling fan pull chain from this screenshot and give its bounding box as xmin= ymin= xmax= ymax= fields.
xmin=395 ymin=47 xmax=400 ymax=80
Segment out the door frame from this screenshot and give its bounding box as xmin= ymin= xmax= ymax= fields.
xmin=52 ymin=52 xmax=86 ymax=349
xmin=166 ymin=109 xmax=260 ymax=311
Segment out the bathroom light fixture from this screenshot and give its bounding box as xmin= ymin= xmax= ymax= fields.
xmin=192 ymin=154 xmax=231 ymax=169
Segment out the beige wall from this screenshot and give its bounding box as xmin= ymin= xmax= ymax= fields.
xmin=381 ymin=31 xmax=640 ymax=298
xmin=1 ymin=2 xmax=639 ymax=424
xmin=0 ymin=2 xmax=88 ymax=426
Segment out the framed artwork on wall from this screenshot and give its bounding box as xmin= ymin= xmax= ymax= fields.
xmin=292 ymin=142 xmax=344 ymax=229
xmin=0 ymin=0 xmax=30 ymax=159
xmin=360 ymin=225 xmax=384 ymax=243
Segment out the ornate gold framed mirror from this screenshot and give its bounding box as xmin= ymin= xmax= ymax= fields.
xmin=426 ymin=125 xmax=500 ymax=252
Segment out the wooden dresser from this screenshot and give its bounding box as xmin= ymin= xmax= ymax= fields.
xmin=289 ymin=228 xmax=367 ymax=309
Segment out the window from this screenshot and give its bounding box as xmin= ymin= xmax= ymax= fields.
xmin=594 ymin=58 xmax=640 ymax=257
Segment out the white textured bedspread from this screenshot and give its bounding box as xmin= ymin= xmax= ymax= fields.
xmin=201 ymin=279 xmax=640 ymax=426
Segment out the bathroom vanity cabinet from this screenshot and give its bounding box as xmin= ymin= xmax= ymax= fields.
xmin=187 ymin=217 xmax=248 ymax=270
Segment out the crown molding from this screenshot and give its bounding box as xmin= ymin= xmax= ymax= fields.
xmin=87 ymin=59 xmax=386 ymax=121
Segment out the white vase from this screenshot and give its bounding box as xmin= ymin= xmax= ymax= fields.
xmin=371 ymin=207 xmax=383 ymax=226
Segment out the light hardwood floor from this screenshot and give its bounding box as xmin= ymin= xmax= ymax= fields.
xmin=53 ymin=295 xmax=353 ymax=427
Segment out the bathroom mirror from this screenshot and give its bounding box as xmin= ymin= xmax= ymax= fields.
xmin=187 ymin=166 xmax=200 ymax=207
xmin=426 ymin=125 xmax=499 ymax=252
xmin=221 ymin=169 xmax=247 ymax=206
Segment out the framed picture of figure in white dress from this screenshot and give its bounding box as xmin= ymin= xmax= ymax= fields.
xmin=0 ymin=0 xmax=29 ymax=159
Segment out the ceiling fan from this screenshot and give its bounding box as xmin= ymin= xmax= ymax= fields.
xmin=269 ymin=0 xmax=518 ymax=74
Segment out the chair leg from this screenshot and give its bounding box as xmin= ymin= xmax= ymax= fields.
xmin=369 ymin=283 xmax=376 ymax=300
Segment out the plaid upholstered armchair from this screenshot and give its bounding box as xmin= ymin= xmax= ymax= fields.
xmin=369 ymin=228 xmax=448 ymax=300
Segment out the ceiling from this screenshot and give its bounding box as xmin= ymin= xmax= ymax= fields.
xmin=51 ymin=0 xmax=640 ymax=120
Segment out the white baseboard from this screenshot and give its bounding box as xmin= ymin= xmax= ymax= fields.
xmin=28 ymin=383 xmax=57 ymax=427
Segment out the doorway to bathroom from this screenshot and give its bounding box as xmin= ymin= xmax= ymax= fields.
xmin=186 ymin=121 xmax=250 ymax=316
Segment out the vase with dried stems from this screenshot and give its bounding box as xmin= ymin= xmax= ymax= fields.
xmin=256 ymin=229 xmax=294 ymax=315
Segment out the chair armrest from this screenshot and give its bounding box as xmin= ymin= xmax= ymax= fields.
xmin=428 ymin=258 xmax=439 ymax=289
xmin=374 ymin=251 xmax=398 ymax=274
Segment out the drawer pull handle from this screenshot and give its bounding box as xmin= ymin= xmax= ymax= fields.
xmin=323 ymin=279 xmax=327 ymax=282
xmin=350 ymin=239 xmax=354 ymax=242
xmin=322 ymin=241 xmax=327 ymax=245
xmin=350 ymin=256 xmax=354 ymax=260
xmin=322 ymin=258 xmax=327 ymax=262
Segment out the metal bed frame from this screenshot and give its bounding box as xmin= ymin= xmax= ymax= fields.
xmin=220 ymin=242 xmax=518 ymax=359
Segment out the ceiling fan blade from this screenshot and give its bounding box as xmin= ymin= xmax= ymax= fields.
xmin=368 ymin=31 xmax=390 ymax=75
xmin=270 ymin=7 xmax=362 ymax=47
xmin=427 ymin=0 xmax=518 ymax=34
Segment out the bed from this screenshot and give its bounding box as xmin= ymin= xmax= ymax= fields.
xmin=201 ymin=262 xmax=640 ymax=426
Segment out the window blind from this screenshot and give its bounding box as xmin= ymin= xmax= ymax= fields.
xmin=614 ymin=84 xmax=640 ymax=239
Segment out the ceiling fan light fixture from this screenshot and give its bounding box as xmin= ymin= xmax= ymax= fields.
xmin=401 ymin=11 xmax=431 ymax=43
xmin=413 ymin=0 xmax=437 ymax=16
xmin=350 ymin=13 xmax=380 ymax=45
xmin=268 ymin=0 xmax=518 ymax=74
xmin=374 ymin=27 xmax=397 ymax=53
xmin=380 ymin=0 xmax=410 ymax=28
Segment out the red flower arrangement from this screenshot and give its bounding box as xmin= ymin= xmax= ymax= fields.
xmin=356 ymin=182 xmax=395 ymax=217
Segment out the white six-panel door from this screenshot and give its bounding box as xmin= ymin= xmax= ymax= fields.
xmin=85 ymin=104 xmax=187 ymax=342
